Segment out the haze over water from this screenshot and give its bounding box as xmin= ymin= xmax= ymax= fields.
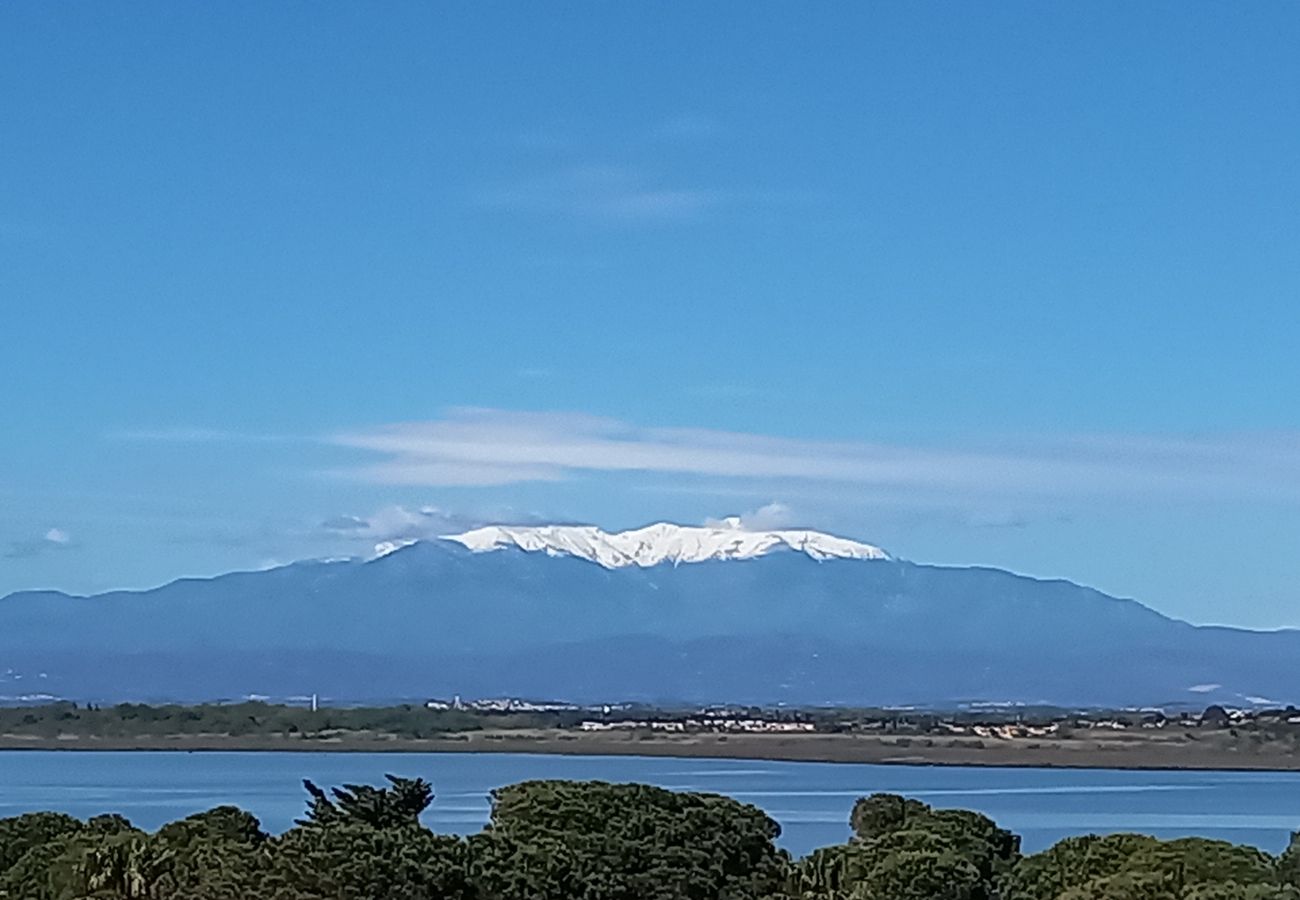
xmin=4 ymin=752 xmax=1299 ymax=857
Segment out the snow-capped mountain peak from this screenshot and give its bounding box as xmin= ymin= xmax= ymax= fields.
xmin=441 ymin=520 xmax=889 ymax=569
xmin=371 ymin=539 xmax=418 ymax=560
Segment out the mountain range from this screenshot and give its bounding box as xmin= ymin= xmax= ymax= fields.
xmin=2 ymin=521 xmax=1295 ymax=708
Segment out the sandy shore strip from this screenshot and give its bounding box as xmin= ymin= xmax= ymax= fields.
xmin=2 ymin=728 xmax=1299 ymax=771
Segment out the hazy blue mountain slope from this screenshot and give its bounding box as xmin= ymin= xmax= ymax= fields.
xmin=0 ymin=540 xmax=1293 ymax=707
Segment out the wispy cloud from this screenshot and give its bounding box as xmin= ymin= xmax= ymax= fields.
xmin=319 ymin=515 xmax=370 ymax=533
xmin=317 ymin=505 xmax=469 ymax=543
xmin=314 ymin=503 xmax=559 ymax=557
xmin=112 ymin=409 xmax=1300 ymax=516
xmin=705 ymin=502 xmax=797 ymax=531
xmin=476 ymin=165 xmax=719 ymax=222
xmin=5 ymin=527 xmax=75 ymax=559
xmin=109 ymin=427 xmax=295 ymax=444
xmin=327 ymin=408 xmax=1300 ymax=506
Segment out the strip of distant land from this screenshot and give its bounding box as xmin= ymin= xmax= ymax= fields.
xmin=3 ymin=701 xmax=1298 ymax=769
xmin=5 ymin=727 xmax=1300 ymax=771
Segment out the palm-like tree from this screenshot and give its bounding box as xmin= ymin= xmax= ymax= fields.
xmin=298 ymin=774 xmax=433 ymax=829
xmin=76 ymin=836 xmax=173 ymax=898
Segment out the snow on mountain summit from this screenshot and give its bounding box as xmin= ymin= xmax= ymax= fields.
xmin=442 ymin=519 xmax=890 ymax=568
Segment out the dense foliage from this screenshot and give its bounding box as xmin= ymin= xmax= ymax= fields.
xmin=470 ymin=780 xmax=787 ymax=900
xmin=2 ymin=778 xmax=1299 ymax=900
xmin=1002 ymin=832 xmax=1300 ymax=900
xmin=790 ymin=793 xmax=1020 ymax=900
xmin=0 ymin=701 xmax=584 ymax=741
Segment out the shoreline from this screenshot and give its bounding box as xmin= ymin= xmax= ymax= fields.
xmin=3 ymin=729 xmax=1300 ymax=772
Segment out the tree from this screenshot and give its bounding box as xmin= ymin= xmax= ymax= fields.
xmin=1002 ymin=833 xmax=1160 ymax=900
xmin=1005 ymin=833 xmax=1280 ymax=900
xmin=798 ymin=793 xmax=1019 ymax=900
xmin=1055 ymin=870 xmax=1179 ymax=900
xmin=1185 ymin=885 xmax=1300 ymax=900
xmin=0 ymin=834 xmax=86 ymax=900
xmin=846 ymin=849 xmax=983 ymax=900
xmin=469 ymin=780 xmax=788 ymax=900
xmin=75 ymin=834 xmax=174 ymax=899
xmin=793 ymin=819 xmax=1011 ymax=900
xmin=151 ymin=806 xmax=269 ymax=899
xmin=1276 ymin=832 xmax=1300 ymax=888
xmin=849 ymin=794 xmax=930 ymax=840
xmin=6 ymin=772 xmax=1297 ymax=900
xmin=0 ymin=812 xmax=83 ymax=874
xmin=264 ymin=822 xmax=471 ymax=900
xmin=1122 ymin=838 xmax=1277 ymax=891
xmin=244 ymin=773 xmax=470 ymax=900
xmin=155 ymin=806 xmax=266 ymax=846
xmin=297 ymin=775 xmax=433 ymax=829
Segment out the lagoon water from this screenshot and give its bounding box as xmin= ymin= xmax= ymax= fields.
xmin=3 ymin=752 xmax=1300 ymax=857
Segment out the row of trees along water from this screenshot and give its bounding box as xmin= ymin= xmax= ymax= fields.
xmin=2 ymin=775 xmax=1300 ymax=900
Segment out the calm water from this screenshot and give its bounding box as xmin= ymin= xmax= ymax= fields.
xmin=3 ymin=752 xmax=1300 ymax=857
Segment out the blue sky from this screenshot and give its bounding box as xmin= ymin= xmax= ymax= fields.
xmin=3 ymin=3 xmax=1299 ymax=627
